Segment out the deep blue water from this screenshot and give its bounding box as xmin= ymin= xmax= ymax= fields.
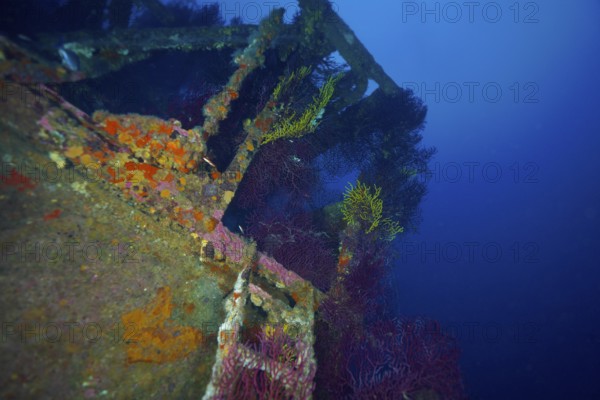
xmin=331 ymin=1 xmax=600 ymax=398
xmin=3 ymin=0 xmax=599 ymax=398
xmin=218 ymin=1 xmax=600 ymax=397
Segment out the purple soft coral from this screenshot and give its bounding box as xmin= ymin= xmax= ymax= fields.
xmin=319 ymin=318 xmax=466 ymax=400
xmin=247 ymin=210 xmax=337 ymax=291
xmin=214 ymin=326 xmax=316 ymax=400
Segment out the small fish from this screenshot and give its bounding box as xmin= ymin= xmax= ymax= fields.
xmin=203 ymin=157 xmax=217 ymax=168
xmin=58 ymin=47 xmax=80 ymax=72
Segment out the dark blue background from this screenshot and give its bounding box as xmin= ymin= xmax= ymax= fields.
xmin=221 ymin=0 xmax=600 ymax=397
xmin=333 ymin=1 xmax=600 ymax=398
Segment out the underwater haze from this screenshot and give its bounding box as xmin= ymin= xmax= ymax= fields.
xmin=1 ymin=0 xmax=600 ymax=399
xmin=332 ymin=0 xmax=600 ymax=399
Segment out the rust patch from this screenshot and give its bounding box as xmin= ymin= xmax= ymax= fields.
xmin=121 ymin=287 xmax=203 ymax=364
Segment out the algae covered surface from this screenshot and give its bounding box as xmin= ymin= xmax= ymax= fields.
xmin=0 ymin=104 xmax=226 ymax=398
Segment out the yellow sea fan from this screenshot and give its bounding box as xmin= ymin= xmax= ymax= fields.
xmin=341 ymin=180 xmax=404 ymax=241
xmin=262 ymin=72 xmax=342 ymax=144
